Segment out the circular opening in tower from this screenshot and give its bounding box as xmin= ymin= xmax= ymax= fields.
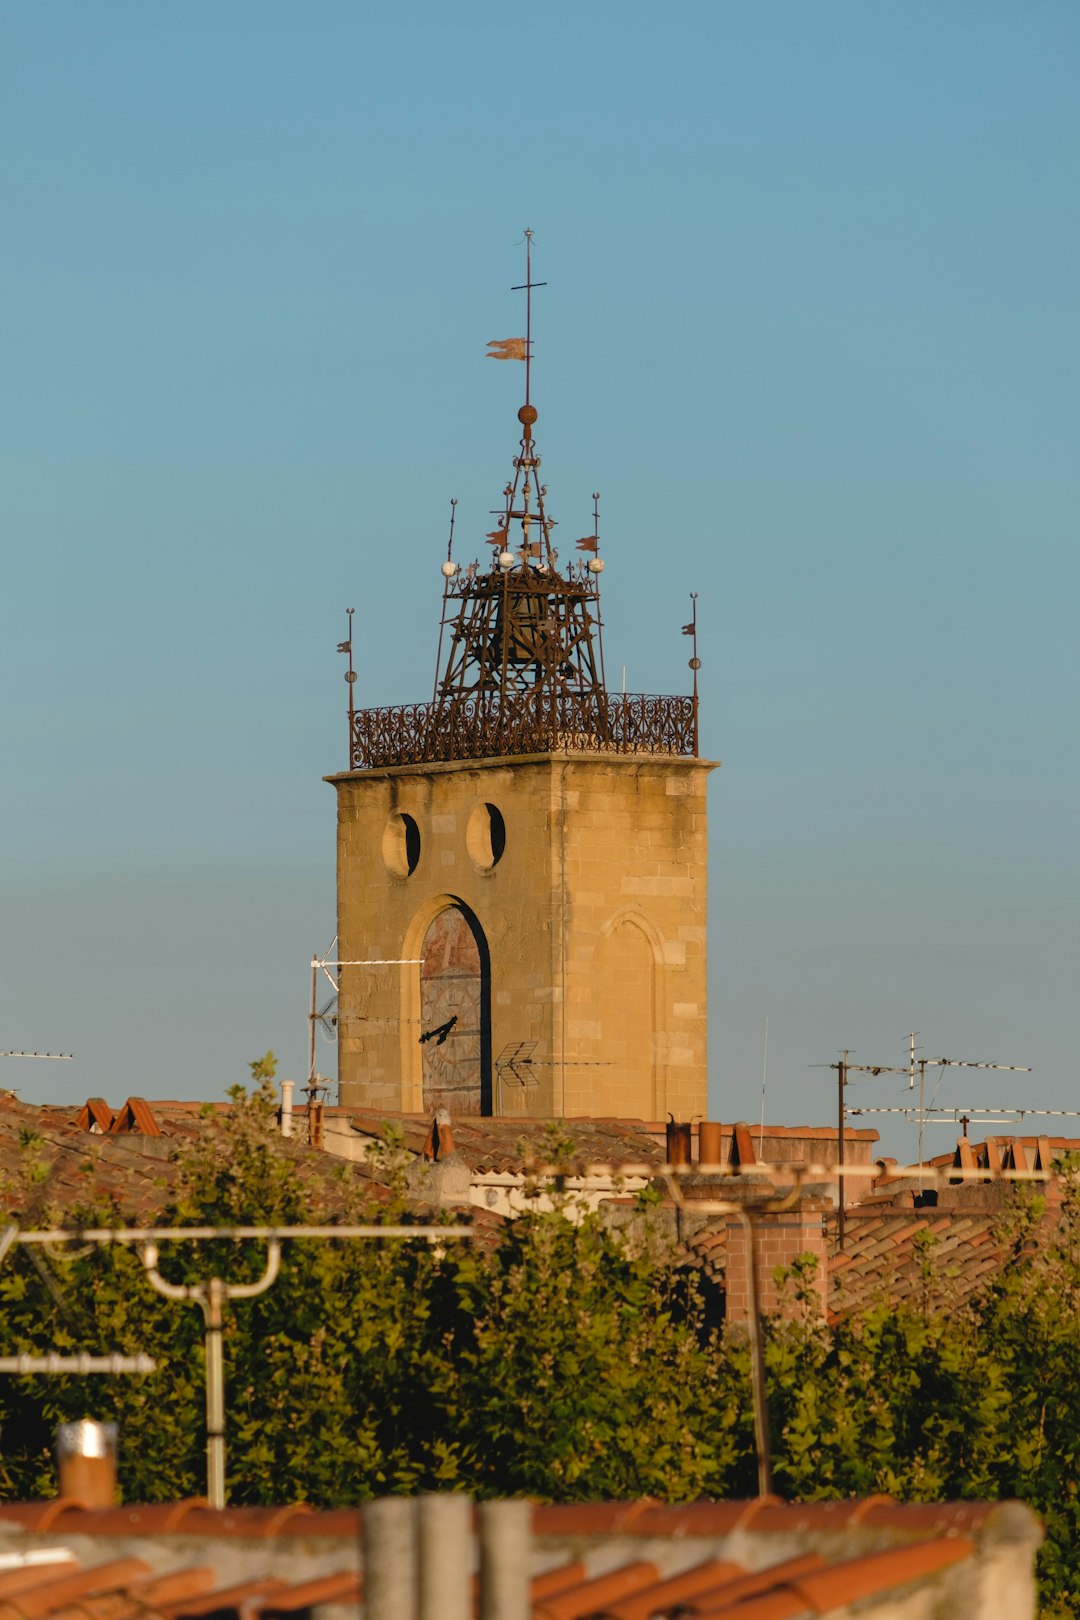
xmin=466 ymin=803 xmax=506 ymax=871
xmin=382 ymin=812 xmax=421 ymax=877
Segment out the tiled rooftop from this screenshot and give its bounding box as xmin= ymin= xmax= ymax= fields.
xmin=348 ymin=1110 xmax=668 ymax=1175
xmin=0 ymin=1497 xmax=1040 ymax=1619
xmin=0 ymin=1549 xmax=361 ymax=1619
xmin=0 ymin=1093 xmax=393 ymax=1223
xmin=828 ymin=1209 xmax=1010 ymax=1319
xmin=347 ymin=1114 xmax=882 ymax=1178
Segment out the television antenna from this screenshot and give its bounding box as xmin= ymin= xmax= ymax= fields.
xmin=304 ymin=940 xmax=425 ymax=1144
xmin=906 ymin=1045 xmax=1031 ymax=1170
xmin=832 ymin=1034 xmax=1032 ymax=1192
xmin=1 ymin=1052 xmax=73 ymax=1061
xmin=816 ymin=1050 xmax=911 ymax=1250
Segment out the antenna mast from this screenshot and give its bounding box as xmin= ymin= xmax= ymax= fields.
xmin=338 ymin=610 xmax=356 ymax=763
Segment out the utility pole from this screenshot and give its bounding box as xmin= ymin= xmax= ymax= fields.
xmin=825 ymin=1051 xmax=911 ymax=1249
xmin=837 ymin=1050 xmax=848 ymax=1252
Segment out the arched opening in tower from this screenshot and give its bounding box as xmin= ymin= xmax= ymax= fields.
xmin=419 ymin=904 xmax=492 ymax=1116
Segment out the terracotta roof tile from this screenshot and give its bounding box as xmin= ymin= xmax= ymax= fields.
xmin=596 ymin=1560 xmax=742 ymax=1620
xmin=788 ymin=1534 xmax=974 ymax=1610
xmin=0 ymin=1498 xmax=1036 ymax=1620
xmin=534 ymin=1563 xmax=660 ymax=1620
xmin=0 ymin=1504 xmax=88 ymax=1534
xmin=0 ymin=1572 xmax=77 ymax=1604
xmin=46 ymin=1565 xmax=217 ymax=1620
xmin=256 ymin=1570 xmax=363 ymax=1613
xmin=0 ymin=1506 xmax=363 ymax=1541
xmin=530 ymin=1565 xmax=587 ymax=1602
xmin=686 ymin=1554 xmax=826 ymax=1614
xmin=0 ymin=1560 xmax=152 ymax=1618
xmin=827 ymin=1209 xmax=1013 ymax=1318
xmin=698 ymin=1594 xmax=808 ymax=1620
xmin=155 ymin=1577 xmax=289 ymax=1617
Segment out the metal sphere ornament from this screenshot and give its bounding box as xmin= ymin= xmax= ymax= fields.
xmin=498 ymin=550 xmax=516 ymax=571
xmin=441 ymin=560 xmax=458 ymax=578
xmin=587 ymin=557 xmax=605 ymax=574
xmin=689 ymin=656 xmax=701 ymax=671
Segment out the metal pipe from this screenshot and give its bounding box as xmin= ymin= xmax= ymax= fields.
xmin=364 ymin=1497 xmax=418 ymax=1620
xmin=730 ymin=1208 xmax=773 ymax=1496
xmin=478 ymin=1499 xmax=530 ymax=1620
xmin=837 ymin=1051 xmax=847 ymax=1251
xmin=0 ymin=1354 xmax=155 ymax=1374
xmin=139 ymin=1239 xmax=282 ymax=1509
xmin=418 ymin=1495 xmax=472 ymax=1620
xmin=7 ymin=1224 xmax=477 ymax=1245
xmin=205 ymin=1278 xmax=225 ymax=1508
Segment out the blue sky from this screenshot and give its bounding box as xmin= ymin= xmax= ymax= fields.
xmin=2 ymin=3 xmax=1077 ymax=1155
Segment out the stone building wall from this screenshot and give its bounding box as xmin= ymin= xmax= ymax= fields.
xmin=328 ymin=749 xmax=716 ymax=1120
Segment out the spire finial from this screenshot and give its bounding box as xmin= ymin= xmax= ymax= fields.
xmin=511 ymin=228 xmax=547 ymax=424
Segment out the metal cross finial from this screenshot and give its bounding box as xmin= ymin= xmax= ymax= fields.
xmin=511 ymin=229 xmax=547 ymax=410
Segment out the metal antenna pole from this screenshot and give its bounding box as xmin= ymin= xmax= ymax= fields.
xmin=683 ymin=594 xmax=700 ymax=756
xmin=432 ymin=499 xmax=458 ymax=703
xmin=308 ymin=957 xmax=319 ymax=1088
xmin=140 ymin=1240 xmax=282 ymax=1509
xmin=819 ymin=1052 xmax=911 ymax=1240
xmin=339 ymin=610 xmax=356 ymax=768
xmin=917 ymin=1059 xmax=927 ymax=1189
xmin=837 ymin=1050 xmax=848 ymax=1251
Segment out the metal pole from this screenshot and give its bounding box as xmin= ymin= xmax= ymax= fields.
xmin=735 ymin=1208 xmax=773 ymax=1496
xmin=690 ymin=592 xmax=699 ymax=756
xmin=343 ymin=607 xmax=356 ymax=767
xmin=918 ymin=1060 xmax=927 ymax=1192
xmin=204 ymin=1278 xmax=225 ymax=1509
xmin=837 ymin=1051 xmax=848 ymax=1251
xmin=140 ymin=1239 xmax=281 ymax=1509
xmin=308 ymin=958 xmax=318 ymax=1088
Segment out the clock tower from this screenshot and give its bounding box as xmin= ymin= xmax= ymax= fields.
xmin=327 ymin=237 xmax=717 ymax=1119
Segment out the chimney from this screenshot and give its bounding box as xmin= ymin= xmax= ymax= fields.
xmin=434 ymin=1107 xmax=456 ymax=1159
xmin=698 ymin=1120 xmax=724 ymax=1168
xmin=280 ymin=1080 xmax=294 ymax=1138
xmin=666 ymin=1118 xmax=693 ymax=1168
xmin=55 ymin=1420 xmax=118 ymax=1507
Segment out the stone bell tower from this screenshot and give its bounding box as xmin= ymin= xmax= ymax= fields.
xmin=327 ymin=235 xmax=717 ymax=1120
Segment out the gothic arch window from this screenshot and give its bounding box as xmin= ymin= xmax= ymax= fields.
xmin=419 ymin=902 xmax=492 ymax=1116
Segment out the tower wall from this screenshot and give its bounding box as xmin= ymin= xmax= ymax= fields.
xmin=329 ymin=750 xmax=716 ymax=1120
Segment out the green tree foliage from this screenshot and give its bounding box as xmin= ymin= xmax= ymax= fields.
xmin=1 ymin=1085 xmax=1080 ymax=1613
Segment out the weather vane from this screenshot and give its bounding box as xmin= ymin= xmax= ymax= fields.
xmin=486 ymin=227 xmax=547 ymax=412
xmin=338 ymin=608 xmax=355 ymax=753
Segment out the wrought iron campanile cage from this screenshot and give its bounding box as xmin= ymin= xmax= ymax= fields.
xmin=345 ymin=234 xmax=699 ymax=769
